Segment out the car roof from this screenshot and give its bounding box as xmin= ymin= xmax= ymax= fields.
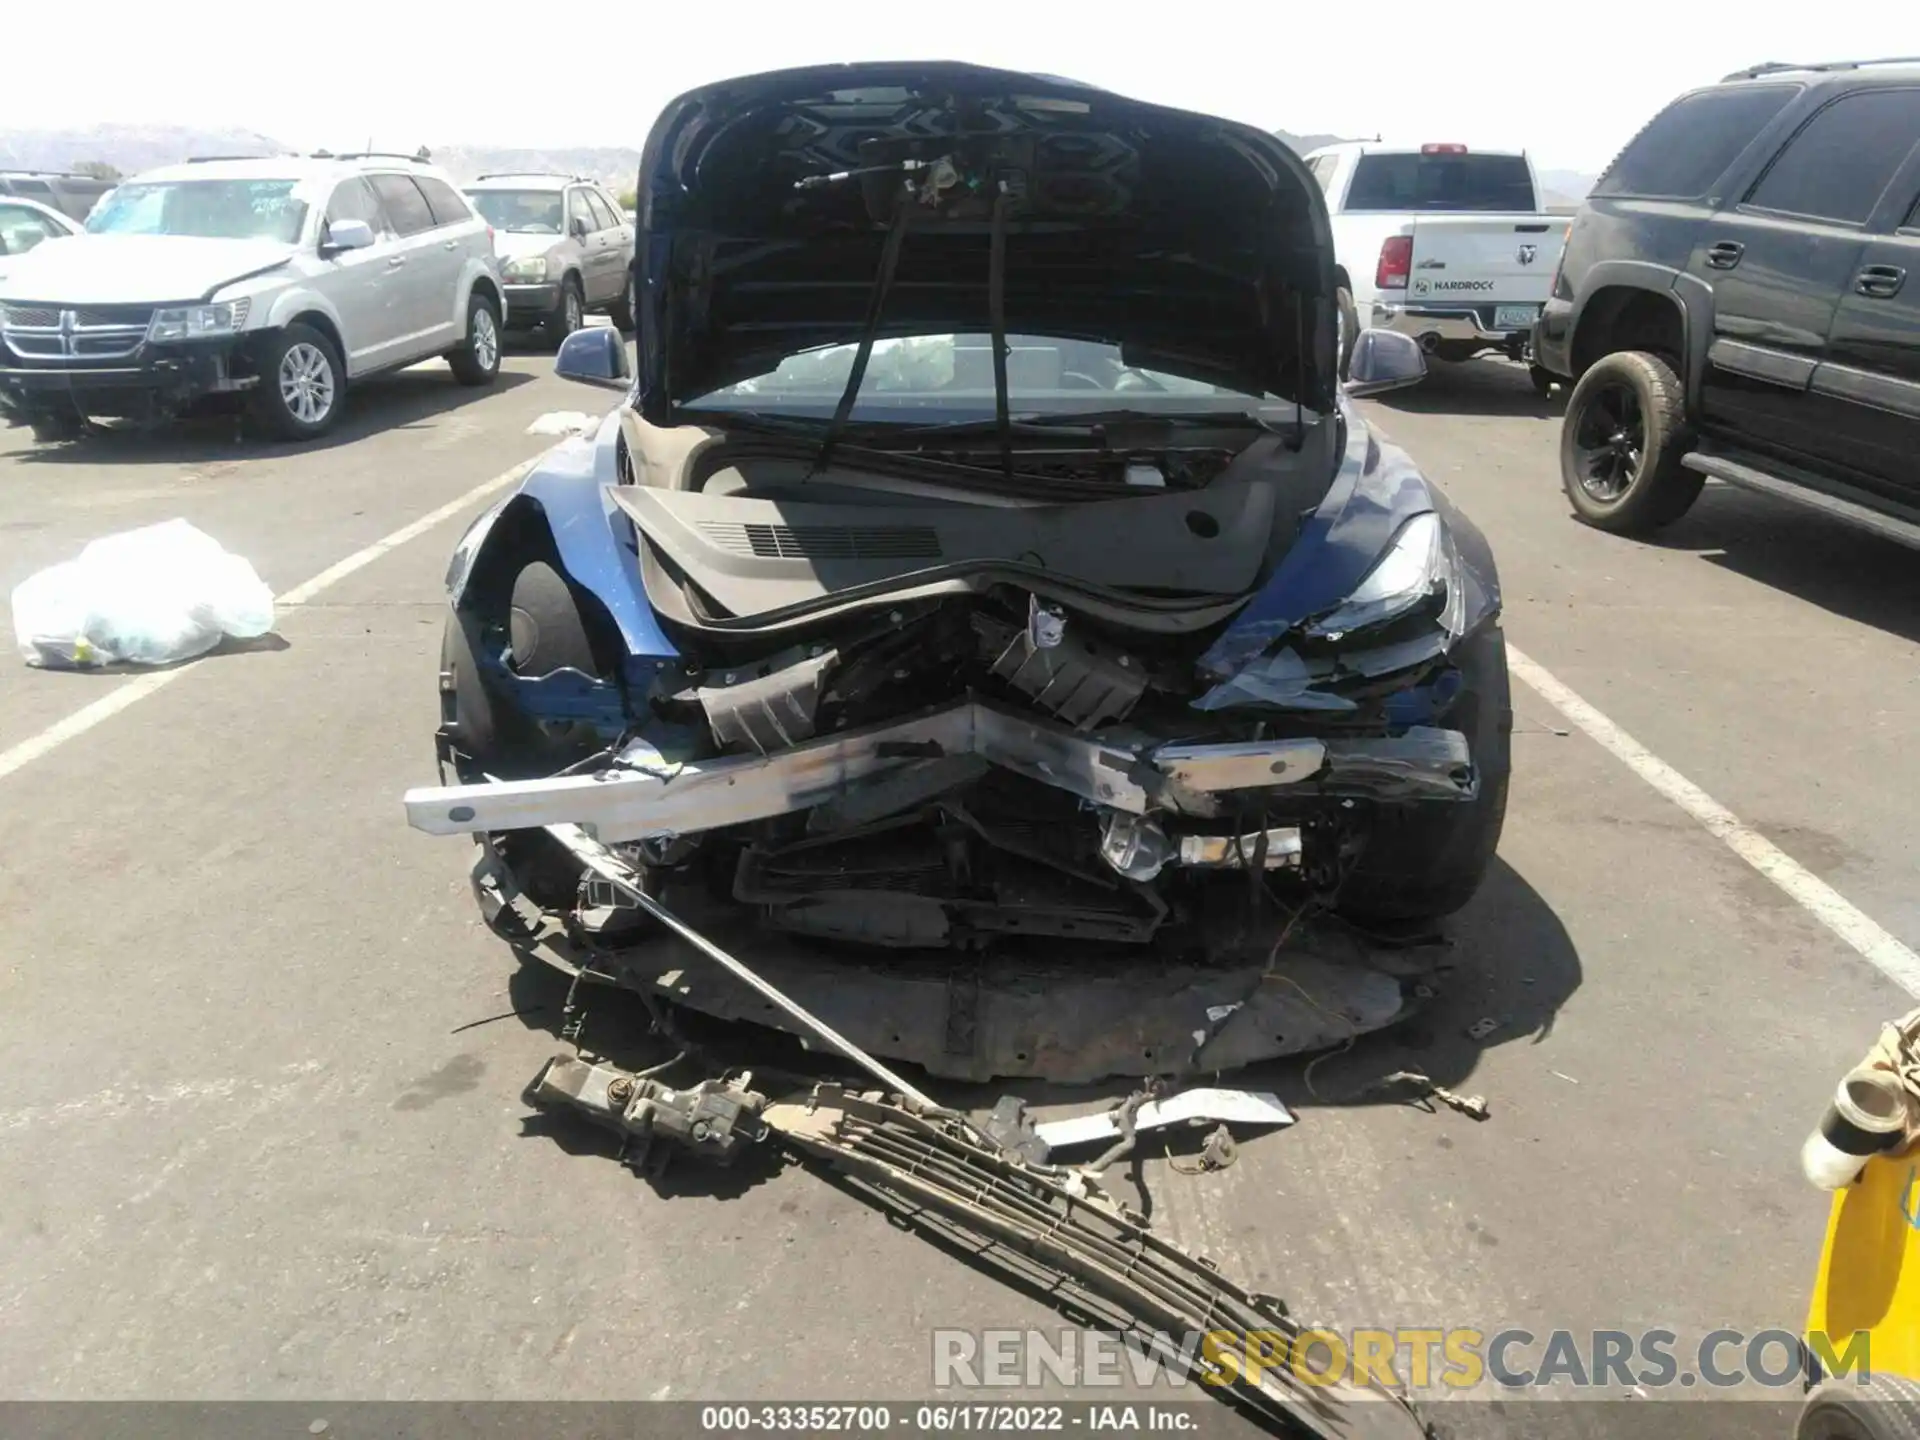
xmin=0 ymin=193 xmax=78 ymax=228
xmin=1717 ymin=57 xmax=1920 ymax=86
xmin=128 ymin=156 xmax=460 ymax=186
xmin=1303 ymin=140 xmax=1529 ymax=160
xmin=463 ymin=173 xmax=597 ymax=191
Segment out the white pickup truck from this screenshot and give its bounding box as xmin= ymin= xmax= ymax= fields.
xmin=1302 ymin=141 xmax=1568 ymax=392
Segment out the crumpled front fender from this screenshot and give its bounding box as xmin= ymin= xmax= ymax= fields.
xmin=447 ymin=414 xmax=679 ymax=667
xmin=1197 ymin=404 xmax=1502 ymax=682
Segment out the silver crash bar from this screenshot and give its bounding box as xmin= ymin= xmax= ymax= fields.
xmin=405 ymin=698 xmax=1474 ymax=842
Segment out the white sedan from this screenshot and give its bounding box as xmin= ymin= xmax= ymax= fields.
xmin=0 ymin=195 xmax=80 ymax=284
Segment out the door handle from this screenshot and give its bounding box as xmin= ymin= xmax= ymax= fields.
xmin=1855 ymin=264 xmax=1907 ymax=298
xmin=1706 ymin=240 xmax=1744 ymax=270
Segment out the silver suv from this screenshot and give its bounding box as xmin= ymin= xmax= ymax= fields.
xmin=0 ymin=153 xmax=506 ymax=443
xmin=462 ymin=174 xmax=633 ymax=344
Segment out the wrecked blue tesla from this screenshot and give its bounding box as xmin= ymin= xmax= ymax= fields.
xmin=404 ymin=62 xmax=1509 ymax=1083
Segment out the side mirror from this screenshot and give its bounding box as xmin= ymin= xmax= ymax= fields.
xmin=320 ymin=219 xmax=375 ymax=256
xmin=555 ymin=326 xmax=631 ymax=390
xmin=569 ymin=215 xmax=589 ymax=239
xmin=1344 ymin=328 xmax=1426 ymax=398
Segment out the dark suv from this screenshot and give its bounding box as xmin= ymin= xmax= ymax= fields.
xmin=1533 ymin=59 xmax=1920 ymax=543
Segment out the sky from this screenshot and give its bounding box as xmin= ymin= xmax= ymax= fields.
xmin=5 ymin=0 xmax=1895 ymax=175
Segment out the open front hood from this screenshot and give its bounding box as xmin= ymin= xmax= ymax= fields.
xmin=631 ymin=62 xmax=1337 ymax=424
xmin=0 ymin=233 xmax=295 ymax=305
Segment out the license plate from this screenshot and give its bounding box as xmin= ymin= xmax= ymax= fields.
xmin=1494 ymin=304 xmax=1539 ymax=330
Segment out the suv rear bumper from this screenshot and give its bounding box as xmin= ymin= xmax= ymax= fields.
xmin=1369 ymin=299 xmax=1536 ymax=349
xmin=0 ymin=339 xmax=255 ymax=421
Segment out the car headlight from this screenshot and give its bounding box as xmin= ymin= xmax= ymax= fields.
xmin=503 ymin=255 xmax=550 ymax=281
xmin=147 ymin=301 xmax=248 ymax=341
xmin=1303 ymin=511 xmax=1463 ymax=642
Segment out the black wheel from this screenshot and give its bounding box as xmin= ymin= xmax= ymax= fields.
xmin=547 ymin=277 xmax=584 ymax=348
xmin=440 ymin=560 xmax=603 ymax=782
xmin=1797 ymin=1375 xmax=1920 ymax=1439
xmin=442 ymin=560 xmax=607 ymax=910
xmin=1336 ymin=623 xmax=1512 ymax=924
xmin=1528 ymin=363 xmax=1556 ymax=397
xmin=608 ymin=271 xmax=635 ymax=333
xmin=1335 ymin=286 xmax=1359 ymax=381
xmin=252 ymin=322 xmax=344 ymax=440
xmin=29 ymin=411 xmax=85 ymax=443
xmin=448 ymin=291 xmax=502 ymax=387
xmin=1560 ymin=349 xmax=1703 ymax=534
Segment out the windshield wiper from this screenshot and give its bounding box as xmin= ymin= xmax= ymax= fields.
xmin=871 ymin=409 xmax=1283 ymax=442
xmin=809 ymin=192 xmax=913 ymax=477
xmin=989 ymin=187 xmax=1012 ymax=482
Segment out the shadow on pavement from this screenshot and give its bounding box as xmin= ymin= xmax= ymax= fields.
xmin=1643 ymin=483 xmax=1920 ymax=646
xmin=8 ymin=367 xmax=533 ymax=467
xmin=1245 ymin=855 xmax=1581 ymax=1114
xmin=22 ymin=630 xmax=292 ymax=682
xmin=1370 ymin=356 xmax=1562 ymax=420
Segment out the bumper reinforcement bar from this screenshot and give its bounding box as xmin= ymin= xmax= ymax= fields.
xmin=405 ymin=698 xmax=1475 ymax=842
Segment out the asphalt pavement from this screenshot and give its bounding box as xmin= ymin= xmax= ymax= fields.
xmin=1 ymin=350 xmax=1913 ymax=1436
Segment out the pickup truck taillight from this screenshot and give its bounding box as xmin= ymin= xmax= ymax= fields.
xmin=1376 ymin=234 xmax=1412 ymax=290
xmin=1549 ymin=223 xmax=1573 ymax=300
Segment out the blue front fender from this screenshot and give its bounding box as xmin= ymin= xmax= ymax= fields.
xmin=1197 ymin=405 xmax=1501 ymax=682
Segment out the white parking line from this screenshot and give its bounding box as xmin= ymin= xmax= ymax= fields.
xmin=1508 ymin=644 xmax=1920 ymax=997
xmin=0 ymin=455 xmax=543 ymax=786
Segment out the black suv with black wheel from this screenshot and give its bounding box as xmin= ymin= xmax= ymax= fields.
xmin=1533 ymin=59 xmax=1920 ymax=545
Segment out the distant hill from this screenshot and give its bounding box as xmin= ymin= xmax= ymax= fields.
xmin=1537 ymin=168 xmax=1599 ymax=202
xmin=426 ymin=145 xmax=643 ymax=192
xmin=0 ymin=124 xmax=1593 ymax=211
xmin=1274 ymin=130 xmax=1352 ymax=157
xmin=0 ymin=123 xmax=289 ymax=177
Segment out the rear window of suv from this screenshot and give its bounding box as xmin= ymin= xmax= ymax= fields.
xmin=1342 ymin=153 xmax=1535 ymax=212
xmin=1592 ymin=84 xmax=1799 ymax=200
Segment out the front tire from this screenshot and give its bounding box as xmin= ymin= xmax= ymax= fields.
xmin=448 ymin=291 xmax=502 ymax=387
xmin=252 ymin=323 xmax=344 ymax=440
xmin=1336 ymin=624 xmax=1512 ymax=925
xmin=29 ymin=411 xmax=85 ymax=443
xmin=547 ymin=277 xmax=584 ymax=349
xmin=608 ymin=272 xmax=635 ymax=334
xmin=1560 ymin=350 xmax=1703 ymax=535
xmin=1335 ymin=286 xmax=1359 ymax=381
xmin=1796 ymin=1375 xmax=1920 ymax=1439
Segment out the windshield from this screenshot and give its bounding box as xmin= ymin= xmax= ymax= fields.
xmin=466 ymin=189 xmax=565 ymax=233
xmin=688 ymin=333 xmax=1280 ymax=424
xmin=1344 ymin=153 xmax=1536 ymax=212
xmin=85 ymin=180 xmax=308 ymax=241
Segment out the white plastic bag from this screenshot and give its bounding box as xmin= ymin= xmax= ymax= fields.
xmin=525 ymin=410 xmax=600 ymax=438
xmin=11 ymin=519 xmax=275 ymax=669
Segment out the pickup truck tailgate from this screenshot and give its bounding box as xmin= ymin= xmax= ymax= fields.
xmin=1407 ymin=215 xmax=1565 ymax=318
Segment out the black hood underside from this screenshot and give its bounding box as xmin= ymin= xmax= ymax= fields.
xmin=632 ymin=63 xmax=1338 ymax=418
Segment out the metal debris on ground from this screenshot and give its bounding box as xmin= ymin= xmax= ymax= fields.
xmin=1466 ymin=1016 xmax=1502 ymax=1041
xmin=516 ymin=824 xmax=1427 ymax=1437
xmin=528 ymin=1065 xmax=1428 ymax=1439
xmin=1361 ymin=1069 xmax=1492 ymax=1121
xmin=1031 ymin=1086 xmax=1294 ymax=1155
xmin=1169 ymin=1123 xmax=1240 ymax=1174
